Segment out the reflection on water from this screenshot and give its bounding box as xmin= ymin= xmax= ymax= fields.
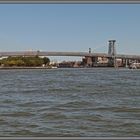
xmin=0 ymin=68 xmax=140 ymax=136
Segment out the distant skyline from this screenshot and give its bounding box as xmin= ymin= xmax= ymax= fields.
xmin=0 ymin=4 xmax=140 ymax=61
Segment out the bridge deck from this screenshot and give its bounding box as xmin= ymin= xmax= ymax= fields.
xmin=0 ymin=51 xmax=140 ymax=59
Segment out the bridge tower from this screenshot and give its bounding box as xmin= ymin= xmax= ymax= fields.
xmin=108 ymin=40 xmax=117 ymax=67
xmin=108 ymin=40 xmax=116 ymax=56
xmin=89 ymin=48 xmax=91 ymax=53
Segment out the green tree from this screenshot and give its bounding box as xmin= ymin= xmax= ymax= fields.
xmin=43 ymin=57 xmax=50 ymax=65
xmin=0 ymin=56 xmax=50 ymax=67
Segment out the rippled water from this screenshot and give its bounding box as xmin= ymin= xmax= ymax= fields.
xmin=0 ymin=68 xmax=140 ymax=137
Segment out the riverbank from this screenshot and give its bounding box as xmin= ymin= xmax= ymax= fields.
xmin=0 ymin=66 xmax=57 ymax=69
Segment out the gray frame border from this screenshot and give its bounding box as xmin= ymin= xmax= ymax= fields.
xmin=0 ymin=0 xmax=140 ymax=139
xmin=0 ymin=0 xmax=140 ymax=3
xmin=0 ymin=137 xmax=140 ymax=139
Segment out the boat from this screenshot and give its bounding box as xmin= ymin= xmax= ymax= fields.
xmin=129 ymin=63 xmax=140 ymax=69
xmin=51 ymin=66 xmax=58 ymax=69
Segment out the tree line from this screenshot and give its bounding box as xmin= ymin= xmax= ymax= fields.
xmin=0 ymin=56 xmax=50 ymax=67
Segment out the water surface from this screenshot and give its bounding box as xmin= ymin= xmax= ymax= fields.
xmin=0 ymin=68 xmax=140 ymax=137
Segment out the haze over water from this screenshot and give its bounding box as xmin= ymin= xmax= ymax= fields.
xmin=0 ymin=68 xmax=140 ymax=137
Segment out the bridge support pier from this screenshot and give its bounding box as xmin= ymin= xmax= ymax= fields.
xmin=83 ymin=56 xmax=93 ymax=67
xmin=122 ymin=58 xmax=125 ymax=67
xmin=113 ymin=57 xmax=118 ymax=68
xmin=92 ymin=56 xmax=98 ymax=66
xmin=122 ymin=59 xmax=128 ymax=68
xmin=125 ymin=59 xmax=128 ymax=68
xmin=108 ymin=57 xmax=114 ymax=67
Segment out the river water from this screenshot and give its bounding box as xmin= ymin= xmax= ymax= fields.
xmin=0 ymin=68 xmax=140 ymax=137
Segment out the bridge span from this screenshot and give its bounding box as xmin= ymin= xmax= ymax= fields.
xmin=0 ymin=51 xmax=109 ymax=57
xmin=0 ymin=51 xmax=140 ymax=60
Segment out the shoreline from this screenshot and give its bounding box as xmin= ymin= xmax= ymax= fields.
xmin=0 ymin=66 xmax=131 ymax=70
xmin=0 ymin=66 xmax=54 ymax=69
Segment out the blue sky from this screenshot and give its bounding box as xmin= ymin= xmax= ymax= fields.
xmin=0 ymin=4 xmax=140 ymax=61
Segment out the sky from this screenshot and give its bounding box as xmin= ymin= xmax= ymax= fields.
xmin=0 ymin=4 xmax=140 ymax=61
